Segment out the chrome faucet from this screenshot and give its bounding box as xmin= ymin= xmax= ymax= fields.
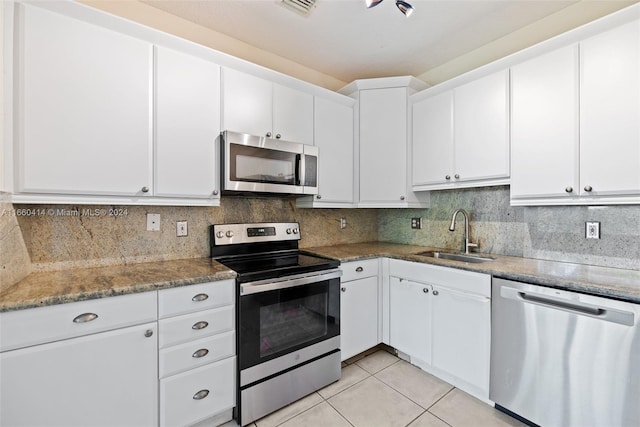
xmin=449 ymin=209 xmax=478 ymax=254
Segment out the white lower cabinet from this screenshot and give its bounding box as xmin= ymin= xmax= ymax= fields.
xmin=158 ymin=280 xmax=236 ymax=427
xmin=387 ymin=259 xmax=491 ymax=401
xmin=0 ymin=293 xmax=159 ymax=427
xmin=340 ymin=260 xmax=380 ymax=361
xmin=389 ymin=276 xmax=431 ymax=367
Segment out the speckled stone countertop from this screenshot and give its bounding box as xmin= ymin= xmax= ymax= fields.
xmin=303 ymin=242 xmax=640 ymax=304
xmin=0 ymin=258 xmax=236 ymax=313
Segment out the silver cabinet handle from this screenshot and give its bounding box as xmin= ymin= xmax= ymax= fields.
xmin=565 ymin=186 xmax=573 ymax=193
xmin=141 ymin=186 xmax=150 ymax=193
xmin=192 ymin=321 xmax=209 ymax=330
xmin=73 ymin=313 xmax=98 ymax=323
xmin=584 ymin=185 xmax=593 ymax=192
xmin=266 ymin=132 xmax=272 ymax=137
xmin=316 ymin=194 xmax=322 ymax=199
xmin=454 ymin=174 xmax=460 ymax=179
xmin=144 ymin=329 xmax=153 ymax=338
xmin=341 ymin=287 xmax=347 ymax=292
xmin=400 ymin=196 xmax=405 ymax=200
xmin=355 ymin=266 xmax=364 ymax=272
xmin=445 ymin=175 xmax=451 ymax=180
xmin=423 ymin=288 xmax=429 ymax=293
xmin=212 ymin=190 xmax=219 ymax=196
xmin=432 ymin=290 xmax=439 ymax=296
xmin=276 ymin=134 xmax=282 ymax=139
xmin=192 ymin=348 xmax=209 ymax=358
xmin=192 ymin=293 xmax=209 ymax=302
xmin=193 ymin=390 xmax=209 ymax=400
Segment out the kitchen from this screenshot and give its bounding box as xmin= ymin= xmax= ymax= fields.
xmin=1 ymin=1 xmax=640 ymax=426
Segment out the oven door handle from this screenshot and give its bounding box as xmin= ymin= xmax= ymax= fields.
xmin=240 ymin=269 xmax=342 ymax=295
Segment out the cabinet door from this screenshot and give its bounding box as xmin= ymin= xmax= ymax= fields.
xmin=412 ymin=91 xmax=453 ymax=186
xmin=155 ymin=46 xmax=220 ymax=198
xmin=389 ymin=277 xmax=431 ymax=365
xmin=454 ymin=70 xmax=510 ymax=182
xmin=510 ymin=45 xmax=579 ymax=200
xmin=313 ymin=97 xmax=354 ymax=203
xmin=222 ymin=68 xmax=272 ymax=137
xmin=0 ymin=322 xmax=158 ymax=426
xmin=360 ymin=88 xmax=408 ymax=203
xmin=341 ymin=276 xmax=379 ymax=361
xmin=273 ymin=83 xmax=314 ymax=145
xmin=17 ymin=4 xmax=152 ymax=196
xmin=580 ymin=20 xmax=640 ymax=197
xmin=431 ymin=286 xmax=490 ymax=396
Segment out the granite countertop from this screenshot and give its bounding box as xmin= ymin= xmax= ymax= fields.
xmin=302 ymin=242 xmax=640 ymax=304
xmin=0 ymin=258 xmax=236 ymax=313
xmin=2 ymin=243 xmax=639 ymax=313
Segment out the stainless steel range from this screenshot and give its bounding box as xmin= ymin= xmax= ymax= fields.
xmin=210 ymin=222 xmax=342 ymax=426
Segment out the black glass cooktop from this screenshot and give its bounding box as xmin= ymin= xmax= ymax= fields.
xmin=216 ymin=251 xmax=339 ymax=283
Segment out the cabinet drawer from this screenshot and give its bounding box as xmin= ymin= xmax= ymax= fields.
xmin=341 ymin=259 xmax=379 ymax=282
xmin=159 ymin=306 xmax=234 ymax=348
xmin=389 ymin=259 xmax=490 ymax=297
xmin=160 ymin=356 xmax=235 ymax=427
xmin=158 ymin=280 xmax=234 ymax=319
xmin=159 ymin=331 xmax=235 ymax=378
xmin=0 ymin=292 xmax=157 ymax=352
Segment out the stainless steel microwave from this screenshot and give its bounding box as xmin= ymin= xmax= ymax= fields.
xmin=222 ymin=131 xmax=318 ymax=196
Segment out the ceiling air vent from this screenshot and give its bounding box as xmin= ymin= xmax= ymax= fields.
xmin=281 ymin=0 xmax=317 ymax=16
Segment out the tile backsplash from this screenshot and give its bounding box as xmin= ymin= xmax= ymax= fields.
xmin=3 ymin=186 xmax=639 ymax=289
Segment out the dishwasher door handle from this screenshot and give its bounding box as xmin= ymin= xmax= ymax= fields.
xmin=500 ymin=286 xmax=635 ymax=326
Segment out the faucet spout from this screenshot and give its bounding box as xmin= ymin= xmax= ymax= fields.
xmin=449 ymin=209 xmax=478 ymax=254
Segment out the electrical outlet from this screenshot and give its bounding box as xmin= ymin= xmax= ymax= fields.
xmin=146 ymin=213 xmax=160 ymax=231
xmin=585 ymin=221 xmax=600 ymax=239
xmin=176 ymin=221 xmax=188 ymax=237
xmin=340 ymin=218 xmax=347 ymax=229
xmin=411 ymin=217 xmax=422 ymax=229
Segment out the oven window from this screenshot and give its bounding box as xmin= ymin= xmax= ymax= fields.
xmin=259 ymin=292 xmax=327 ymax=357
xmin=239 ymin=278 xmax=340 ymax=370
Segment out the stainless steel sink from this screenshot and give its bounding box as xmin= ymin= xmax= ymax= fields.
xmin=416 ymin=251 xmax=495 ymax=263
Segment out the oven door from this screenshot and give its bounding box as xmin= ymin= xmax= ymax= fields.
xmin=238 ymin=270 xmax=341 ymax=371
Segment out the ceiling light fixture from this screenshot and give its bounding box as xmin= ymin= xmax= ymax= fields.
xmin=365 ymin=0 xmax=414 ymax=17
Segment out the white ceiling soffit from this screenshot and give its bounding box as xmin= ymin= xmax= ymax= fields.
xmin=142 ymin=0 xmax=634 ymax=83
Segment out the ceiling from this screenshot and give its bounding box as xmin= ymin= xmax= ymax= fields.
xmin=142 ymin=0 xmax=634 ymax=84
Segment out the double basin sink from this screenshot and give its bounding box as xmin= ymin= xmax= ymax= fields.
xmin=416 ymin=251 xmax=495 ymax=264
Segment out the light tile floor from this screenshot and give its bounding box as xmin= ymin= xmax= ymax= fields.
xmin=222 ymin=348 xmax=526 ymax=427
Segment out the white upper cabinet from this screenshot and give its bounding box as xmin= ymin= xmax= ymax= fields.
xmin=454 ymin=70 xmax=510 ymax=184
xmin=154 ymin=46 xmax=221 ymax=200
xmin=298 ymin=96 xmax=355 ymax=207
xmin=412 ymin=69 xmax=509 ymax=191
xmin=579 ymin=19 xmax=640 ymax=198
xmin=222 ymin=68 xmax=313 ymax=145
xmin=348 ymin=77 xmax=429 ymax=208
xmin=15 ymin=3 xmax=153 ymax=198
xmin=511 ymin=17 xmax=640 ymax=205
xmin=510 ymin=45 xmax=579 ymax=201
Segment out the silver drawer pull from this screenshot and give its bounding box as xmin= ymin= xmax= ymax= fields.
xmin=192 ymin=348 xmax=209 ymax=358
xmin=355 ymin=267 xmax=364 ymax=272
xmin=192 ymin=321 xmax=209 ymax=330
xmin=73 ymin=313 xmax=98 ymax=323
xmin=192 ymin=293 xmax=209 ymax=302
xmin=193 ymin=390 xmax=209 ymax=400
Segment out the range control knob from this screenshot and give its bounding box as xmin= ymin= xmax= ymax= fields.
xmin=292 ymin=228 xmax=299 ymax=235
xmin=286 ymin=228 xmax=292 ymax=234
xmin=216 ymin=231 xmax=224 ymax=239
xmin=225 ymin=231 xmax=234 ymax=238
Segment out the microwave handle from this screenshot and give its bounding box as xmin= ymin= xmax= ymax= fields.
xmin=296 ymin=154 xmax=304 ymax=186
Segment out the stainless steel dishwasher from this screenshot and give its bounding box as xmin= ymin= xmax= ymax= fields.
xmin=491 ymin=277 xmax=640 ymax=427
